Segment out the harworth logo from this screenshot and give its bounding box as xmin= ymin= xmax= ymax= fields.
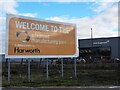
xmin=14 ymin=47 xmax=40 ymax=53
xmin=15 ymin=30 xmax=40 ymax=54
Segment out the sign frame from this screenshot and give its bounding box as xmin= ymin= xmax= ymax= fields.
xmin=5 ymin=14 xmax=78 ymax=58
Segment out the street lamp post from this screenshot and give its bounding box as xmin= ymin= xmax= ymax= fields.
xmin=91 ymin=28 xmax=93 ymax=62
xmin=91 ymin=28 xmax=93 ymax=47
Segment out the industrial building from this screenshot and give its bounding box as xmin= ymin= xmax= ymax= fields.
xmin=78 ymin=37 xmax=120 ymax=62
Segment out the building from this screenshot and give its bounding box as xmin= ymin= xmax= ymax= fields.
xmin=78 ymin=37 xmax=120 ymax=61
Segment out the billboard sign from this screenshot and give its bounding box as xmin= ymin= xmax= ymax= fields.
xmin=6 ymin=14 xmax=78 ymax=58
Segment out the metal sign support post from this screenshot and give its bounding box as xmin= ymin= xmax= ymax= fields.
xmin=8 ymin=58 xmax=10 ymax=83
xmin=28 ymin=59 xmax=30 ymax=82
xmin=74 ymin=58 xmax=77 ymax=78
xmin=61 ymin=58 xmax=63 ymax=78
xmin=46 ymin=59 xmax=49 ymax=79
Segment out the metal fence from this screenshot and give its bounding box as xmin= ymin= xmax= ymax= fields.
xmin=2 ymin=58 xmax=120 ymax=87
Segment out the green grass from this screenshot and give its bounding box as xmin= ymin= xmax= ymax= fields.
xmin=2 ymin=62 xmax=120 ymax=87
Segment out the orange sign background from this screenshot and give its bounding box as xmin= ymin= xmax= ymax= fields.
xmin=6 ymin=14 xmax=77 ymax=58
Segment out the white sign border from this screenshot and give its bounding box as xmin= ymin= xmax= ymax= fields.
xmin=5 ymin=14 xmax=79 ymax=58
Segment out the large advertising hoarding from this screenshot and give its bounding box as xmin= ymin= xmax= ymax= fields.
xmin=6 ymin=14 xmax=78 ymax=58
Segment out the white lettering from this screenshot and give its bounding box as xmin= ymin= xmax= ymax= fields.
xmin=15 ymin=21 xmax=23 ymax=29
xmin=22 ymin=22 xmax=27 ymax=29
xmin=26 ymin=22 xmax=30 ymax=30
xmin=15 ymin=21 xmax=69 ymax=33
xmin=35 ymin=24 xmax=39 ymax=30
xmin=31 ymin=23 xmax=35 ymax=30
xmin=50 ymin=26 xmax=58 ymax=32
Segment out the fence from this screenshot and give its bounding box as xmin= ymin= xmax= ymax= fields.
xmin=2 ymin=58 xmax=120 ymax=87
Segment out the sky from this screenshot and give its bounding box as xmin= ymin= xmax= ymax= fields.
xmin=0 ymin=0 xmax=119 ymax=54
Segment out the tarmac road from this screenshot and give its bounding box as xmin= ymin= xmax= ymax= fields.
xmin=1 ymin=87 xmax=120 ymax=90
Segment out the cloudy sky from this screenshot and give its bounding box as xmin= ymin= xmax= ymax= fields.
xmin=0 ymin=0 xmax=119 ymax=54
